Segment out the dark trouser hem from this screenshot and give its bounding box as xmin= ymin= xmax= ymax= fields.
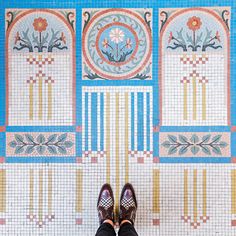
xmin=95 ymin=222 xmax=139 ymax=236
xmin=95 ymin=223 xmax=116 ymax=236
xmin=118 ymin=222 xmax=139 ymax=236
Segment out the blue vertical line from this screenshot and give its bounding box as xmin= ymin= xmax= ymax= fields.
xmin=0 ymin=133 xmax=5 ymax=157
xmin=131 ymin=93 xmax=135 ymax=151
xmin=0 ymin=7 xmax=5 ymax=126
xmin=91 ymin=93 xmax=98 ymax=151
xmin=85 ymin=93 xmax=89 ymax=151
xmin=137 ymin=92 xmax=144 ymax=151
xmin=153 ymin=8 xmax=159 ymax=158
xmin=152 ymin=8 xmax=159 ymax=127
xmin=76 ymin=8 xmax=82 ymax=126
xmin=100 ymin=93 xmax=104 ymax=151
xmin=146 ymin=93 xmax=150 ymax=151
xmin=76 ymin=132 xmax=82 ymax=157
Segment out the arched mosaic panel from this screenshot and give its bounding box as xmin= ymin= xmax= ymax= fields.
xmin=159 ymin=8 xmax=230 ymax=126
xmin=6 ymin=9 xmax=76 ymax=126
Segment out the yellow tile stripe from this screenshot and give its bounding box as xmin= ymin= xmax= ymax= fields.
xmin=106 ymin=93 xmax=110 ymax=184
xmin=184 ymin=169 xmax=188 ymax=216
xmin=38 ymin=169 xmax=43 ymax=221
xmin=115 ymin=93 xmax=120 ymax=217
xmin=153 ymin=169 xmax=160 ymax=213
xmin=193 ymin=169 xmax=197 ymax=222
xmin=231 ymin=170 xmax=236 ymax=214
xmin=48 ymin=169 xmax=52 ymax=215
xmin=125 ymin=92 xmax=129 ymax=183
xmin=29 ymin=169 xmax=34 ymax=215
xmin=38 ymin=78 xmax=43 ymax=120
xmin=29 ymin=84 xmax=34 ymax=120
xmin=192 ymin=77 xmax=197 ymax=120
xmin=0 ymin=170 xmax=6 ymax=213
xmin=202 ymin=83 xmax=206 ymax=120
xmin=48 ymin=83 xmax=52 ymax=120
xmin=202 ymin=169 xmax=207 ymax=217
xmin=76 ymin=169 xmax=83 ymax=213
xmin=183 ymin=83 xmax=188 ymax=120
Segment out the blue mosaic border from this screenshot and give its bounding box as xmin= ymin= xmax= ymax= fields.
xmin=0 ymin=0 xmax=235 ymax=163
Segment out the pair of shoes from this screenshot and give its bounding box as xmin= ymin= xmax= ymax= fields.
xmin=97 ymin=183 xmax=137 ymax=226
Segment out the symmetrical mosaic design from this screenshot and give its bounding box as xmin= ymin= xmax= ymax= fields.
xmin=82 ymin=8 xmax=152 ymax=80
xmin=160 ymin=132 xmax=230 ymax=157
xmin=6 ymin=133 xmax=75 ymax=156
xmin=159 ymin=7 xmax=230 ymax=126
xmin=6 ymin=9 xmax=76 ymax=126
xmin=0 ymin=4 xmax=235 ymax=236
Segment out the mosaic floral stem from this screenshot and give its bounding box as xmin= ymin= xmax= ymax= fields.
xmin=38 ymin=170 xmax=43 ymax=222
xmin=48 ymin=83 xmax=52 ymax=120
xmin=48 ymin=170 xmax=52 ymax=216
xmin=0 ymin=170 xmax=6 ymax=213
xmin=76 ymin=170 xmax=83 ymax=213
xmin=231 ymin=170 xmax=236 ymax=214
xmin=202 ymin=170 xmax=207 ymax=217
xmin=38 ymin=78 xmax=43 ymax=120
xmin=202 ymin=83 xmax=206 ymax=120
xmin=192 ymin=77 xmax=197 ymax=120
xmin=184 ymin=170 xmax=188 ymax=217
xmin=29 ymin=83 xmax=34 ymax=120
xmin=183 ymin=83 xmax=188 ymax=120
xmin=153 ymin=169 xmax=160 ymax=214
xmin=29 ymin=169 xmax=34 ymax=217
xmin=193 ymin=170 xmax=197 ymax=223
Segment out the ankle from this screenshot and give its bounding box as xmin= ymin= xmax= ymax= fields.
xmin=103 ymin=219 xmax=114 ymax=227
xmin=120 ymin=219 xmax=132 ymax=226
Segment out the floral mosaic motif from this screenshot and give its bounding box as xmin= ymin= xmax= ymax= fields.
xmin=162 ymin=134 xmax=228 ymax=155
xmin=26 ymin=54 xmax=55 ymax=120
xmin=221 ymin=9 xmax=230 ymax=30
xmin=61 ymin=11 xmax=75 ymax=30
xmin=101 ymin=28 xmax=133 ymax=63
xmin=6 ymin=10 xmax=20 ymax=30
xmin=82 ymin=9 xmax=152 ymax=80
xmin=9 ymin=133 xmax=74 ymax=155
xmin=13 ymin=17 xmax=68 ymax=52
xmin=167 ymin=16 xmax=222 ymax=52
xmin=160 ymin=8 xmax=230 ymax=32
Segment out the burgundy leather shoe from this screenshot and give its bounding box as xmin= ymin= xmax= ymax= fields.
xmin=119 ymin=183 xmax=137 ymax=225
xmin=97 ymin=184 xmax=114 ymax=225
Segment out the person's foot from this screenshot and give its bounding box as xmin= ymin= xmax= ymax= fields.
xmin=97 ymin=184 xmax=114 ymax=225
xmin=119 ymin=183 xmax=137 ymax=225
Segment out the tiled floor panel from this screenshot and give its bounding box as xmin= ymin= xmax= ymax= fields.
xmin=0 ymin=0 xmax=236 ymax=235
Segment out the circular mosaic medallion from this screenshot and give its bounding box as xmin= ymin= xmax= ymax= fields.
xmin=82 ymin=9 xmax=152 ymax=80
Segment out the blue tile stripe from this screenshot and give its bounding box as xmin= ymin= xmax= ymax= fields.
xmin=131 ymin=92 xmax=135 ymax=151
xmin=6 ymin=157 xmax=76 ymax=163
xmin=137 ymin=92 xmax=144 ymax=151
xmin=91 ymin=93 xmax=98 ymax=151
xmin=100 ymin=93 xmax=104 ymax=151
xmin=85 ymin=92 xmax=89 ymax=151
xmin=159 ymin=157 xmax=231 ymax=163
xmin=146 ymin=92 xmax=150 ymax=151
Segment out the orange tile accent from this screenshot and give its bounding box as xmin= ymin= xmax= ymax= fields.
xmin=153 ymin=219 xmax=160 ymax=226
xmin=0 ymin=127 xmax=5 ymax=132
xmin=231 ymin=126 xmax=236 ymax=132
xmin=231 ymin=220 xmax=236 ymax=226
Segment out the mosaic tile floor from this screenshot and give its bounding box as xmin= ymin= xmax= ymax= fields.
xmin=0 ymin=0 xmax=236 ymax=235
